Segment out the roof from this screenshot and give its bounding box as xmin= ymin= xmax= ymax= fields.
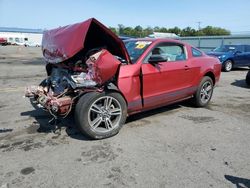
xmin=125 ymin=38 xmax=187 ymax=45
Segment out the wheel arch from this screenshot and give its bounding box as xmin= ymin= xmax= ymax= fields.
xmin=203 ymin=71 xmax=215 ymax=85
xmin=105 ymin=83 xmax=128 ymax=106
xmin=223 ymin=58 xmax=234 ymax=66
xmin=75 ymin=83 xmax=128 ymax=107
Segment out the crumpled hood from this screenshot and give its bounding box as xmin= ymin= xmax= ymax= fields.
xmin=42 ymin=18 xmax=131 ymax=64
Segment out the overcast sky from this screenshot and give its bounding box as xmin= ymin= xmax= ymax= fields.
xmin=0 ymin=0 xmax=250 ymax=33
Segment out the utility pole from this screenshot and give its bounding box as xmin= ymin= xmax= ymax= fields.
xmin=197 ymin=21 xmax=202 ymax=31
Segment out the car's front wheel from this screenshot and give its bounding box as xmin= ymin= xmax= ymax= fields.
xmin=223 ymin=60 xmax=233 ymax=72
xmin=75 ymin=91 xmax=127 ymax=139
xmin=192 ymin=76 xmax=214 ymax=107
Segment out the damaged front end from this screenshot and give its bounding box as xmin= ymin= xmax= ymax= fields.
xmin=25 ymin=18 xmax=131 ymax=122
xmin=25 ymin=49 xmax=122 ymax=118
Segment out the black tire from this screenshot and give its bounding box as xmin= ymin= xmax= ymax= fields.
xmin=246 ymin=71 xmax=250 ymax=86
xmin=74 ymin=91 xmax=127 ymax=139
xmin=192 ymin=76 xmax=214 ymax=107
xmin=223 ymin=60 xmax=233 ymax=72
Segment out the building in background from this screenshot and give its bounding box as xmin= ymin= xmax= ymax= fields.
xmin=148 ymin=32 xmax=179 ymax=38
xmin=179 ymin=35 xmax=250 ymax=52
xmin=0 ymin=27 xmax=43 ymax=46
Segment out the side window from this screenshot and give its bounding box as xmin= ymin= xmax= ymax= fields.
xmin=145 ymin=43 xmax=186 ymax=63
xmin=245 ymin=45 xmax=250 ymax=52
xmin=192 ymin=47 xmax=203 ymax=57
xmin=236 ymin=45 xmax=244 ymax=52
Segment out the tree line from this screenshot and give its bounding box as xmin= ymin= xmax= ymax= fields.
xmin=109 ymin=24 xmax=230 ymax=37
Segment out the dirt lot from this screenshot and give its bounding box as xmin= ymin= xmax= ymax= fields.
xmin=0 ymin=46 xmax=250 ymax=188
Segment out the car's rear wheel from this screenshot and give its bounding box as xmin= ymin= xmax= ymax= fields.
xmin=75 ymin=91 xmax=127 ymax=139
xmin=192 ymin=76 xmax=214 ymax=107
xmin=223 ymin=60 xmax=233 ymax=72
xmin=246 ymin=71 xmax=250 ymax=85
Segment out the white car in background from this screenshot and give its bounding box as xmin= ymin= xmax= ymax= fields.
xmin=24 ymin=41 xmax=40 ymax=47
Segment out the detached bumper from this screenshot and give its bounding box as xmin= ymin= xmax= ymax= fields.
xmin=25 ymin=86 xmax=72 ymax=115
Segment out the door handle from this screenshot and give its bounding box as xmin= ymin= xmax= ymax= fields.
xmin=184 ymin=65 xmax=190 ymax=70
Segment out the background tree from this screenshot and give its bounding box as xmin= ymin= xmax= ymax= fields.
xmin=123 ymin=27 xmax=133 ymax=36
xmin=118 ymin=24 xmax=125 ymax=35
xmin=134 ymin=25 xmax=143 ymax=37
xmin=109 ymin=24 xmax=231 ymax=37
xmin=109 ymin=27 xmax=118 ymax=35
xmin=168 ymin=27 xmax=182 ymax=36
xmin=201 ymin=26 xmax=230 ymax=36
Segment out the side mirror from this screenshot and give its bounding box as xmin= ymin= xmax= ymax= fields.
xmin=148 ymin=55 xmax=168 ymax=64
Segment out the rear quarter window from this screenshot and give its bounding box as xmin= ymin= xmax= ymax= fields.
xmin=192 ymin=48 xmax=203 ymax=57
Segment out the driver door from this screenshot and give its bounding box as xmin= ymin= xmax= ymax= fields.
xmin=141 ymin=43 xmax=195 ymax=109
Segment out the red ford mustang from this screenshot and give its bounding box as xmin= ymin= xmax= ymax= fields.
xmin=26 ymin=18 xmax=221 ymax=139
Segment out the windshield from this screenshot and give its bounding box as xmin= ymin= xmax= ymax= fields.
xmin=124 ymin=40 xmax=152 ymax=63
xmin=213 ymin=45 xmax=241 ymax=52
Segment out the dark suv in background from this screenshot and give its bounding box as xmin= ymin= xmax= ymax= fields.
xmin=207 ymin=45 xmax=250 ymax=72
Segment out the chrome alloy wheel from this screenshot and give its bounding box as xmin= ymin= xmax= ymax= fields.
xmin=200 ymin=81 xmax=213 ymax=104
xmin=87 ymin=96 xmax=122 ymax=133
xmin=225 ymin=61 xmax=233 ymax=71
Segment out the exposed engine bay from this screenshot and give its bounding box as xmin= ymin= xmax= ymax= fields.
xmin=25 ymin=49 xmax=122 ymax=118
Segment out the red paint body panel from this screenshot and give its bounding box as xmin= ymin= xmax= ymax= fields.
xmin=141 ymin=62 xmax=197 ymax=108
xmin=88 ymin=49 xmax=121 ymax=84
xmin=118 ymin=63 xmax=142 ymax=112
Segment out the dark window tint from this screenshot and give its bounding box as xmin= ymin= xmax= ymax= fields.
xmin=245 ymin=45 xmax=250 ymax=52
xmin=192 ymin=48 xmax=202 ymax=57
xmin=236 ymin=45 xmax=244 ymax=52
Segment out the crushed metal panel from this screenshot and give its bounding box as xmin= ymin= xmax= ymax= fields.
xmin=86 ymin=49 xmax=121 ymax=85
xmin=42 ymin=19 xmax=91 ymax=63
xmin=42 ymin=18 xmax=131 ymax=64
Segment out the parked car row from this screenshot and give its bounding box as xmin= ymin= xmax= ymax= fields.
xmin=0 ymin=36 xmax=41 ymax=47
xmin=0 ymin=37 xmax=8 ymax=46
xmin=207 ymin=44 xmax=250 ymax=72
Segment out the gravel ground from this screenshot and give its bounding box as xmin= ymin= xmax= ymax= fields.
xmin=0 ymin=46 xmax=250 ymax=188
